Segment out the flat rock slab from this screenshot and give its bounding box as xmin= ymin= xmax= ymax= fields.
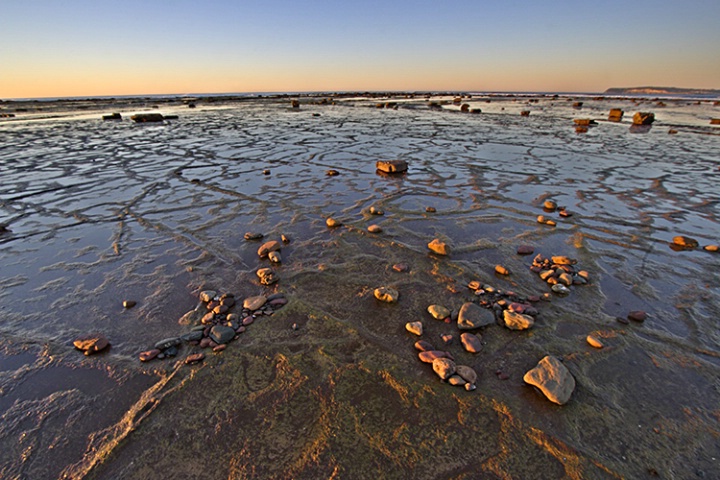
xmin=458 ymin=302 xmax=494 ymax=329
xmin=376 ymin=160 xmax=408 ymax=173
xmin=523 ymin=355 xmax=576 ymax=405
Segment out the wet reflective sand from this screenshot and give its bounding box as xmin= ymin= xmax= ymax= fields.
xmin=1 ymin=95 xmax=719 ymax=479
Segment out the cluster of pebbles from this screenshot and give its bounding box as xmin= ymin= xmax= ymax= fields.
xmin=529 ymin=254 xmax=589 ymax=296
xmin=139 ymin=289 xmax=288 ymax=364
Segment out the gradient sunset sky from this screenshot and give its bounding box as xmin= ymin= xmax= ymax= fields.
xmin=2 ymin=0 xmax=719 ymax=99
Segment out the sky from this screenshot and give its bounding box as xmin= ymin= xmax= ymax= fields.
xmin=1 ymin=0 xmax=719 ymax=98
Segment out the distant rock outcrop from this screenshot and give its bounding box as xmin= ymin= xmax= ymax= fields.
xmin=605 ymin=86 xmax=720 ymax=97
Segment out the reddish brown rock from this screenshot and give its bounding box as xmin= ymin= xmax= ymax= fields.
xmin=414 ymin=340 xmax=435 ymax=352
xmin=460 ymin=332 xmax=483 ymax=353
xmin=376 ymin=160 xmax=408 ymax=173
xmin=517 ymin=245 xmax=535 ymax=255
xmin=392 ymin=263 xmax=409 ymax=273
xmin=213 ymin=344 xmax=227 ymax=353
xmin=428 ymin=238 xmax=450 ymax=255
xmin=139 ymin=349 xmax=161 ymax=362
xmin=185 ymin=353 xmax=205 ymax=364
xmin=73 ymin=333 xmax=110 ymax=355
xmin=418 ymin=350 xmax=451 ymax=363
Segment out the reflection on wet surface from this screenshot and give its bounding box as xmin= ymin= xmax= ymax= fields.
xmin=1 ymin=95 xmax=719 ymax=479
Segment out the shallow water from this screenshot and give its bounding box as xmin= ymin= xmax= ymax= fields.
xmin=1 ymin=96 xmax=719 ymax=479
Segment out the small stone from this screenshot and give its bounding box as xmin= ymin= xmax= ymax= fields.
xmin=414 ymin=340 xmax=434 ymax=352
xmin=213 ymin=304 xmax=229 ymax=315
xmin=440 ymin=334 xmax=453 ymax=345
xmin=586 ymin=335 xmax=603 ymax=348
xmin=392 ymin=263 xmax=409 ymax=272
xmin=73 ymin=333 xmax=110 ymax=355
xmin=139 ymin=349 xmax=161 ymax=362
xmin=242 ymin=316 xmax=255 ymax=326
xmin=374 ymin=286 xmax=399 ymax=303
xmin=558 ymin=272 xmax=573 ymax=286
xmin=456 ymin=365 xmax=478 ymax=384
xmin=517 ymin=245 xmax=534 ymax=255
xmin=256 ymin=268 xmax=278 ymax=285
xmin=281 ymin=234 xmax=291 ymax=243
xmin=199 ymin=338 xmax=212 ymax=348
xmin=269 ymin=297 xmax=288 ymax=307
xmin=367 ymin=224 xmax=382 ymax=233
xmin=376 ymin=160 xmax=408 ymax=174
xmin=546 ymin=220 xmax=557 ymax=226
xmin=326 ymin=169 xmax=340 ymax=176
xmin=503 ymin=310 xmax=534 ymax=330
xmin=213 ymin=344 xmax=227 ymax=353
xmin=537 ymin=215 xmax=547 ymax=224
xmin=551 ymin=256 xmax=576 ymax=265
xmin=418 ymin=350 xmax=450 ymax=363
xmin=672 ymin=236 xmax=699 ymax=249
xmin=123 ymin=300 xmax=136 ymax=309
xmin=559 ymin=210 xmax=573 ymax=218
xmin=495 ymin=265 xmax=510 ymax=275
xmin=426 ymin=206 xmax=436 ymax=213
xmin=616 ymin=316 xmax=630 ymax=325
xmin=244 ymin=295 xmax=267 ymax=310
xmin=433 ymin=358 xmax=456 ymax=381
xmin=201 ymin=312 xmax=215 ymax=324
xmin=154 ymin=337 xmax=182 ymax=350
xmin=244 ymin=232 xmax=264 ymax=240
xmin=458 ymin=302 xmax=494 ymax=330
xmin=262 ymin=169 xmax=271 ymax=175
xmin=551 ymin=284 xmax=570 ymax=295
xmin=220 ymin=295 xmax=235 ymax=307
xmin=257 ymin=240 xmax=281 ymax=258
xmin=704 ymin=244 xmax=719 ymax=252
xmin=543 ymin=200 xmax=557 ymax=211
xmin=200 ymin=290 xmax=217 ymax=303
xmin=210 ymin=325 xmax=236 ymax=345
xmin=369 ymin=206 xmax=384 ymax=215
xmin=465 ymin=383 xmax=477 ymax=391
xmin=291 ymin=323 xmax=298 ymax=331
xmin=185 ymin=353 xmax=205 ymax=365
xmin=628 ymin=310 xmax=647 ymax=322
xmin=428 ymin=238 xmax=450 ymax=255
xmin=467 ymin=280 xmax=482 ymax=291
xmin=447 ymin=374 xmax=466 ymax=386
xmin=405 ymin=321 xmax=423 ymax=336
xmin=207 ymin=300 xmax=220 ymax=311
xmin=268 ymin=251 xmax=282 ymax=263
xmin=523 ymin=355 xmax=576 ymax=405
xmin=326 ymin=217 xmax=342 ymax=228
xmin=460 ymin=332 xmax=483 ymax=353
xmin=427 ymin=304 xmax=450 ymax=320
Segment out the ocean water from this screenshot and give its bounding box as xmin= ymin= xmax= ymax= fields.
xmin=1 ymin=95 xmax=719 ymax=479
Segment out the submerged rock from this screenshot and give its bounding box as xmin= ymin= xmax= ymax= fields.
xmin=672 ymin=236 xmax=699 ymax=249
xmin=632 ymin=112 xmax=655 ymax=125
xmin=523 ymin=355 xmax=575 ymax=405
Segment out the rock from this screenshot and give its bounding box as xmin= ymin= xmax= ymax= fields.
xmin=257 ymin=240 xmax=281 ymax=258
xmin=185 ymin=353 xmax=205 ymax=365
xmin=448 ymin=375 xmax=466 ymax=386
xmin=558 ymin=272 xmax=573 ymax=286
xmin=495 ymin=265 xmax=510 ymax=275
xmin=220 ymin=295 xmax=235 ymax=307
xmin=326 ymin=217 xmax=342 ymax=228
xmin=427 ymin=304 xmax=450 ymax=320
xmin=210 ymin=325 xmax=235 ymax=345
xmin=418 ymin=350 xmax=450 ymax=363
xmin=369 ymin=206 xmax=384 ymax=215
xmin=608 ymin=108 xmax=624 ymax=121
xmin=291 ymin=99 xmax=300 ymax=109
xmin=256 ymin=268 xmax=278 ymax=285
xmin=326 ymin=169 xmax=340 ymax=176
xmin=269 ymin=297 xmax=288 ymax=308
xmin=458 ymin=302 xmax=494 ymax=330
xmin=705 ymin=245 xmax=719 ymax=252
xmin=432 ymin=358 xmax=456 ymax=381
xmin=441 ymin=334 xmax=453 ymax=345
xmin=672 ymin=236 xmax=698 ymax=249
xmin=632 ymin=112 xmax=655 ymax=125
xmin=711 ymin=118 xmax=720 ymax=125
xmin=460 ymin=104 xmax=470 ymax=113
xmin=460 ymin=332 xmax=483 ymax=353
xmin=244 ymin=295 xmax=267 ymax=311
xmin=517 ymin=245 xmax=535 ymax=255
xmin=123 ymin=300 xmax=136 ymax=309
xmin=201 ymin=312 xmax=215 ymax=324
xmin=268 ymin=251 xmax=282 ymax=263
xmin=392 ymin=263 xmax=409 ymax=272
xmin=242 ymin=316 xmax=254 ymax=326
xmin=628 ymin=310 xmax=647 ymax=322
xmin=73 ymin=333 xmax=110 ymax=355
xmin=244 ymin=232 xmax=264 ymax=240
xmin=180 ymin=331 xmax=203 ymax=342
xmin=154 ymin=337 xmax=182 ymax=350
xmin=213 ymin=304 xmax=229 ymax=315
xmin=520 ymin=110 xmax=530 ymax=116
xmin=367 ymin=224 xmax=382 ymax=233
xmin=467 ymin=280 xmax=482 ymax=291
xmin=543 ymin=199 xmax=557 ymax=211
xmin=551 ymin=284 xmax=570 ymax=295
xmin=281 ymin=234 xmax=291 ymax=243
xmin=199 ymin=290 xmax=217 ymax=303
xmin=551 ymin=256 xmax=576 ymax=265
xmin=139 ymin=349 xmax=161 ymax=362
xmin=131 ymin=113 xmax=165 ymax=123
xmin=425 ymin=206 xmax=436 ymax=213
xmin=465 ymin=383 xmax=477 ymax=391
xmin=503 ymin=310 xmax=534 ymax=330
xmin=523 ymin=355 xmax=576 ymax=405
xmin=374 ymin=286 xmax=399 ymax=303
xmin=586 ymin=335 xmax=603 ymax=348
xmin=376 ymin=160 xmax=408 ymax=173
xmin=414 ymin=340 xmax=435 ymax=352
xmin=428 ymin=238 xmax=450 ymax=255
xmin=213 ymin=344 xmax=227 ymax=353
xmin=405 ymin=321 xmax=423 ymax=336
xmin=456 ymin=365 xmax=478 ymax=384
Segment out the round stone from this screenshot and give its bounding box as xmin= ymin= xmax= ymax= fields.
xmin=374 ymin=286 xmax=399 ymax=303
xmin=427 ymin=304 xmax=450 ymax=320
xmin=367 ymin=224 xmax=382 ymax=233
xmin=369 ymin=206 xmax=384 ymax=215
xmin=268 ymin=251 xmax=282 ymax=263
xmin=704 ymin=244 xmax=719 ymax=252
xmin=543 ymin=200 xmax=557 ymax=211
xmin=447 ymin=375 xmax=466 ymax=386
xmin=326 ymin=217 xmax=342 ymax=228
xmin=405 ymin=321 xmax=423 ymax=336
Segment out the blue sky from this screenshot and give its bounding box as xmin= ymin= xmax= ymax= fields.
xmin=1 ymin=0 xmax=719 ymax=98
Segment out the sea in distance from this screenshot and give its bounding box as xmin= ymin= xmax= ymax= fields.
xmin=1 ymin=91 xmax=719 ymax=479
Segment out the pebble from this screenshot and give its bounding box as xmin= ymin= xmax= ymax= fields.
xmin=441 ymin=334 xmax=453 ymax=345
xmin=257 ymin=240 xmax=281 ymax=258
xmin=369 ymin=206 xmax=384 ymax=215
xmin=458 ymin=302 xmax=494 ymax=329
xmin=376 ymin=160 xmax=408 ymax=173
xmin=551 ymin=284 xmax=570 ymax=295
xmin=543 ymin=199 xmax=558 ymax=211
xmin=123 ymin=300 xmax=136 ymax=309
xmin=456 ymin=365 xmax=478 ymax=384
xmin=414 ymin=340 xmax=435 ymax=352
xmin=523 ymin=355 xmax=575 ymax=405
xmin=405 ymin=321 xmax=423 ymax=336
xmin=427 ymin=238 xmax=450 ymax=255
xmin=262 ymin=169 xmax=270 ymax=175
xmin=427 ymin=304 xmax=450 ymax=320
xmin=199 ymin=338 xmax=212 ymax=348
xmin=426 ymin=206 xmax=436 ymax=213
xmin=586 ymin=335 xmax=604 ymax=348
xmin=244 ymin=232 xmax=264 ymax=240
xmin=465 ymin=383 xmax=477 ymax=391
xmin=269 ymin=297 xmax=288 ymax=307
xmin=418 ymin=350 xmax=450 ymax=363
xmin=503 ymin=310 xmax=534 ymax=330
xmin=139 ymin=349 xmax=161 ymax=362
xmin=460 ymin=332 xmax=483 ymax=353
xmin=495 ymin=265 xmax=510 ymax=275
xmin=200 ymin=290 xmax=217 ymax=303
xmin=432 ymin=357 xmax=456 ymax=381
xmin=551 ymin=256 xmax=577 ymax=265
xmin=185 ymin=353 xmax=205 ymax=365
xmin=243 ymin=295 xmax=267 ymax=310
xmin=367 ymin=224 xmax=382 ymax=233
xmin=213 ymin=344 xmax=227 ymax=353
xmin=628 ymin=310 xmax=647 ymax=322
xmin=242 ymin=316 xmax=255 ymax=326
xmin=268 ymin=251 xmax=282 ymax=263
xmin=392 ymin=263 xmax=409 ymax=272
xmin=326 ymin=217 xmax=342 ymax=228
xmin=281 ymin=234 xmax=291 ymax=243
xmin=374 ymin=286 xmax=399 ymax=303
xmin=704 ymin=244 xmax=719 ymax=252
xmin=326 ymin=169 xmax=340 ymax=176
xmin=671 ymin=236 xmax=699 ymax=249
xmin=448 ymin=375 xmax=466 ymax=386
xmin=201 ymin=312 xmax=215 ymax=324
xmin=516 ymin=245 xmax=534 ymax=255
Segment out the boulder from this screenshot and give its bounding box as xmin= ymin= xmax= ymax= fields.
xmin=523 ymin=355 xmax=575 ymax=405
xmin=209 ymin=325 xmax=236 ymax=345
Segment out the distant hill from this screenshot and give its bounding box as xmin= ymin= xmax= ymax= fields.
xmin=604 ymin=86 xmax=720 ymax=96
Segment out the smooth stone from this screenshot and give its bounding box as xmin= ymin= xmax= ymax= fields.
xmin=180 ymin=331 xmax=203 ymax=342
xmin=199 ymin=290 xmax=217 ymax=303
xmin=374 ymin=286 xmax=399 ymax=303
xmin=465 ymin=383 xmax=477 ymax=391
xmin=376 ymin=160 xmax=408 ymax=173
xmin=551 ymin=256 xmax=577 ymax=265
xmin=447 ymin=375 xmax=466 ymax=386
xmin=213 ymin=344 xmax=227 ymax=353
xmin=392 ymin=263 xmax=409 ymax=272
xmin=432 ymin=357 xmax=456 ymax=381
xmin=628 ymin=310 xmax=647 ymax=322
xmin=414 ymin=340 xmax=435 ymax=352
xmin=242 ymin=316 xmax=255 ymax=326
xmin=266 ymin=293 xmax=286 ymax=301
xmin=587 ymin=335 xmax=604 ymax=348
xmin=460 ymin=332 xmax=483 ymax=353
xmin=220 ymin=295 xmax=235 ymax=307
xmin=367 ymin=224 xmax=382 ymax=233
xmin=543 ymin=199 xmax=558 ymax=211
xmin=503 ymin=310 xmax=534 ymax=330
xmin=672 ymin=236 xmax=698 ymax=248
xmin=123 ymin=300 xmax=136 ymax=309
xmin=369 ymin=206 xmax=384 ymax=215
xmin=427 ymin=304 xmax=450 ymax=320
xmin=201 ymin=312 xmax=215 ymax=324
xmin=185 ymin=353 xmax=205 ymax=365
xmin=257 ymin=240 xmax=281 ymax=258
xmin=551 ymin=284 xmax=570 ymax=295
xmin=517 ymin=245 xmax=535 ymax=255
xmin=425 ymin=206 xmax=436 ymax=213
xmin=428 ymin=238 xmax=450 ymax=255
xmin=213 ymin=304 xmax=229 ymax=315
xmin=210 ymin=325 xmax=235 ymax=345
xmin=326 ymin=217 xmax=342 ymax=228
xmin=558 ymin=272 xmax=573 ymax=286
xmin=456 ymin=365 xmax=478 ymax=384
xmin=244 ymin=232 xmax=264 ymax=240
xmin=523 ymin=355 xmax=576 ymax=405
xmin=199 ymin=338 xmax=212 ymax=348
xmin=154 ymin=337 xmax=182 ymax=350
xmin=268 ymin=251 xmax=282 ymax=263
xmin=164 ymin=346 xmax=178 ymax=357
xmin=418 ymin=350 xmax=450 ymax=363
xmin=269 ymin=298 xmax=288 ymax=307
xmin=704 ymin=244 xmax=719 ymax=252
xmin=207 ymin=300 xmax=220 ymax=311
xmin=326 ymin=169 xmax=340 ymax=176
xmin=139 ymin=349 xmax=161 ymax=362
xmin=281 ymin=234 xmax=291 ymax=243
xmin=405 ymin=321 xmax=423 ymax=336
xmin=441 ymin=334 xmax=453 ymax=345
xmin=458 ymin=302 xmax=494 ymax=330
xmin=495 ymin=265 xmax=510 ymax=275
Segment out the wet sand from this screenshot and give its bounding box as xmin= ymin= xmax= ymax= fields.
xmin=1 ymin=94 xmax=719 ymax=479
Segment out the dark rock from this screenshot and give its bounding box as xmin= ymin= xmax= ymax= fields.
xmin=139 ymin=349 xmax=161 ymax=362
xmin=414 ymin=340 xmax=435 ymax=352
xmin=458 ymin=302 xmax=495 ymax=330
xmin=102 ymin=113 xmax=122 ymax=121
xmin=628 ymin=310 xmax=647 ymax=322
xmin=632 ymin=112 xmax=655 ymax=125
xmin=210 ymin=325 xmax=235 ymax=344
xmin=74 ymin=333 xmax=110 ymax=355
xmin=460 ymin=332 xmax=483 ymax=353
xmin=376 ymin=160 xmax=408 ymax=174
xmin=123 ymin=300 xmax=136 ymax=308
xmin=130 ymin=113 xmax=164 ymax=123
xmin=154 ymin=337 xmax=182 ymax=350
xmin=517 ymin=245 xmax=535 ymax=255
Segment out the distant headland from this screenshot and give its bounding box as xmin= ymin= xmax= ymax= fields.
xmin=604 ymin=86 xmax=720 ymax=96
